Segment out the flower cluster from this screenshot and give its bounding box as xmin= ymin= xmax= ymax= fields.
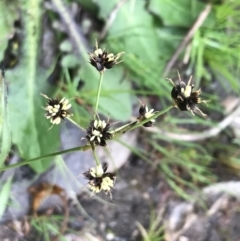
xmin=138 ymin=103 xmax=156 ymax=127
xmin=83 ymin=164 xmax=116 ymax=199
xmin=40 ymin=38 xmax=211 ymax=201
xmin=86 ymin=119 xmax=112 ymax=146
xmin=168 ymin=72 xmax=208 ymax=116
xmin=41 ymin=93 xmax=72 ymax=125
xmin=89 ymin=42 xmax=124 ymax=72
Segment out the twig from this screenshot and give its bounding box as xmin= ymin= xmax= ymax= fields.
xmin=99 ymin=0 xmax=129 ymax=40
xmin=163 ymin=4 xmax=212 ymax=77
xmin=145 ymin=102 xmax=240 ymax=142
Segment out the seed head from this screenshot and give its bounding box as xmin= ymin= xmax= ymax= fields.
xmin=88 ymin=41 xmax=124 ymax=72
xmin=86 ymin=119 xmax=113 ymax=146
xmin=83 ymin=164 xmax=116 ymax=199
xmin=168 ymin=72 xmax=208 ymax=116
xmin=41 ymin=93 xmax=72 ymax=125
xmin=137 ymin=101 xmax=156 ymax=127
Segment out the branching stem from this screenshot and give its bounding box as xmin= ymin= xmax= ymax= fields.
xmin=0 ymin=106 xmax=174 ymax=171
xmin=111 ymin=105 xmax=174 ymax=137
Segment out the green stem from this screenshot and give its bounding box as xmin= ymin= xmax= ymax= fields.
xmin=67 ymin=117 xmax=85 ymax=131
xmin=111 ymin=105 xmax=174 ymax=137
xmin=0 ymin=145 xmax=91 ymax=172
xmin=94 ymin=72 xmax=104 ymax=118
xmin=129 ymin=105 xmax=174 ymax=131
xmin=92 ymin=148 xmax=100 ymax=166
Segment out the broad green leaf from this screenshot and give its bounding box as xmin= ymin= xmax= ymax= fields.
xmin=7 ymin=68 xmax=60 ymax=173
xmin=0 ymin=178 xmax=12 ymax=218
xmin=0 ymin=66 xmax=11 ymax=166
xmin=104 ymin=0 xmax=160 ymax=67
xmin=148 ymin=0 xmax=214 ymax=28
xmin=6 ymin=0 xmax=60 ymax=173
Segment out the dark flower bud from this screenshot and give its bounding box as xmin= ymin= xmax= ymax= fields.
xmin=137 ymin=101 xmax=156 ymax=127
xmin=88 ymin=41 xmax=124 ymax=72
xmin=167 ymin=72 xmax=208 ymax=116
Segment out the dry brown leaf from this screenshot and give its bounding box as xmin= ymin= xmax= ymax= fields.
xmin=28 ymin=182 xmax=65 ymax=214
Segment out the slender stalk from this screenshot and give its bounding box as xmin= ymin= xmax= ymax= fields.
xmin=0 ymin=145 xmax=91 ymax=171
xmin=66 ymin=117 xmax=85 ymax=131
xmin=92 ymin=148 xmax=100 ymax=166
xmin=94 ymin=72 xmax=104 ymax=118
xmin=111 ymin=105 xmax=174 ymax=137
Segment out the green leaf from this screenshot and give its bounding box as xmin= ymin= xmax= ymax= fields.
xmin=6 ymin=0 xmax=60 ymax=173
xmin=0 ymin=66 xmax=11 ymax=166
xmin=7 ymin=68 xmax=60 ymax=173
xmin=148 ymin=0 xmax=214 ymax=28
xmin=0 ymin=178 xmax=12 ymax=218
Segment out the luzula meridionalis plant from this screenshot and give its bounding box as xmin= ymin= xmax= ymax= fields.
xmin=40 ymin=42 xmax=208 ymax=199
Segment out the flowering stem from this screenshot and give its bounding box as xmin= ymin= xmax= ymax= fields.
xmin=92 ymin=148 xmax=100 ymax=166
xmin=66 ymin=117 xmax=85 ymax=131
xmin=0 ymin=145 xmax=91 ymax=171
xmin=1 ymin=106 xmax=173 ymax=171
xmin=94 ymin=72 xmax=104 ymax=119
xmin=111 ymin=105 xmax=174 ymax=137
xmin=130 ymin=105 xmax=174 ymax=131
